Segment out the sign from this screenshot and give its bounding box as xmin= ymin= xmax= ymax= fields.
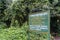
xmin=29 ymin=11 xmax=50 ymax=32
xmin=29 ymin=11 xmax=50 ymax=40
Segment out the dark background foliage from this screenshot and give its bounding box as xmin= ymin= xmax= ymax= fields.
xmin=0 ymin=0 xmax=60 ymax=34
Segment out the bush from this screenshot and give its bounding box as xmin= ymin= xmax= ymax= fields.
xmin=0 ymin=22 xmax=7 ymax=29
xmin=0 ymin=22 xmax=28 ymax=40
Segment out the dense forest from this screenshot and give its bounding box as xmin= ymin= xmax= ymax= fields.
xmin=0 ymin=0 xmax=60 ymax=40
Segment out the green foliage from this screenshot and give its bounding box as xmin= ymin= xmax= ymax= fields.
xmin=0 ymin=0 xmax=50 ymax=27
xmin=0 ymin=22 xmax=49 ymax=40
xmin=0 ymin=0 xmax=60 ymax=39
xmin=0 ymin=0 xmax=60 ymax=27
xmin=4 ymin=0 xmax=49 ymax=27
xmin=0 ymin=22 xmax=7 ymax=29
xmin=29 ymin=32 xmax=48 ymax=40
xmin=0 ymin=0 xmax=6 ymax=21
xmin=0 ymin=22 xmax=28 ymax=40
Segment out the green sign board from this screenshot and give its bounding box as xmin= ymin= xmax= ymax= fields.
xmin=29 ymin=11 xmax=50 ymax=40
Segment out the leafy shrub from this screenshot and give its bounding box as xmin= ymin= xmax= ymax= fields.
xmin=0 ymin=22 xmax=28 ymax=40
xmin=0 ymin=22 xmax=7 ymax=29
